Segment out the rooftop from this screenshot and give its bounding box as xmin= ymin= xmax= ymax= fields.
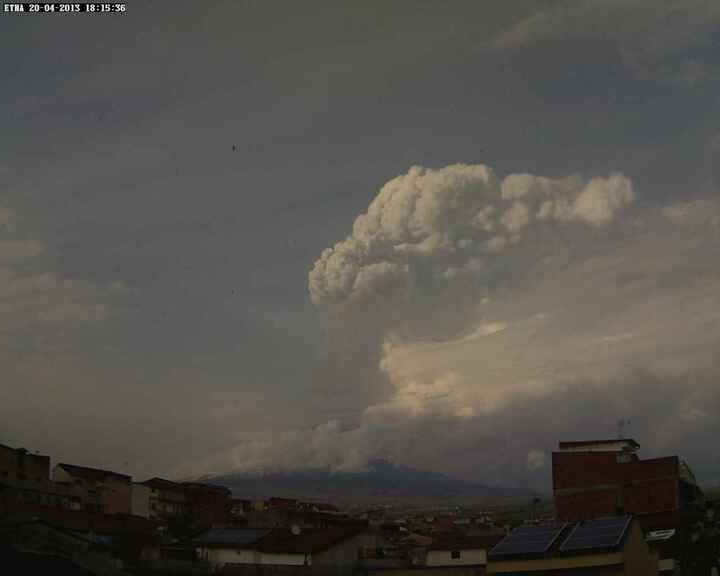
xmin=140 ymin=477 xmax=186 ymax=492
xmin=192 ymin=528 xmax=271 ymax=548
xmin=489 ymin=516 xmax=633 ymax=561
xmin=1 ymin=502 xmax=160 ymax=538
xmin=429 ymin=533 xmax=505 ymax=551
xmin=558 ymin=439 xmax=640 ymax=452
xmin=0 ymin=443 xmax=50 ymax=460
xmin=56 ymin=463 xmax=131 ymax=483
xmin=255 ymin=525 xmax=365 ymax=555
xmin=181 ymin=481 xmax=231 ymax=495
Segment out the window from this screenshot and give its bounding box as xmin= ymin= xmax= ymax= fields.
xmin=451 ymin=550 xmax=461 ymax=559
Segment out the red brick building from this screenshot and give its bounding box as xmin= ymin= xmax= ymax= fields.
xmin=182 ymin=482 xmax=231 ymax=527
xmin=552 ymin=438 xmax=706 ymax=575
xmin=552 ymin=438 xmax=704 ymax=529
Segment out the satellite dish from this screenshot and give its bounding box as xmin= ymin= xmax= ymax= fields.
xmin=291 ymin=525 xmax=301 ymax=536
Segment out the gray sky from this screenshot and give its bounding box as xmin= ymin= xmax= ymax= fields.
xmin=1 ymin=0 xmax=719 ymax=491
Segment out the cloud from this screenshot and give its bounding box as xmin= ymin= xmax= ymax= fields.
xmin=462 ymin=321 xmax=509 ymax=340
xmin=0 ymin=240 xmax=45 ymax=262
xmin=527 ymin=450 xmax=546 ymax=472
xmin=486 ymin=0 xmax=720 ymax=55
xmin=0 ymin=203 xmax=132 ymax=350
xmin=187 ymin=160 xmax=720 ymax=488
xmin=484 ymin=0 xmax=720 ymax=86
xmin=309 ymin=164 xmax=634 ymax=309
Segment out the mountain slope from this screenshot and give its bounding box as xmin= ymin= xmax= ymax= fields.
xmin=206 ymin=459 xmax=523 ymax=506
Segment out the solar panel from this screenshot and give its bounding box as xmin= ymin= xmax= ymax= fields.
xmin=559 ymin=515 xmax=631 ymax=552
xmin=490 ymin=523 xmax=568 ymax=557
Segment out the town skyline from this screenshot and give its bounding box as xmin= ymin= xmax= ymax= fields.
xmin=1 ymin=1 xmax=720 ymax=491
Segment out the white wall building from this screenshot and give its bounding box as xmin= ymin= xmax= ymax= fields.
xmin=425 ymin=534 xmax=505 ymax=569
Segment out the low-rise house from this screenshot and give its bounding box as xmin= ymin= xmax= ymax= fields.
xmin=0 ymin=502 xmax=162 ymax=566
xmin=359 ymin=546 xmax=410 ymax=571
xmin=451 ymin=517 xmax=471 ymax=526
xmin=247 ymin=505 xmax=360 ymax=531
xmin=53 ymin=463 xmax=132 ymax=514
xmin=195 ymin=525 xmax=378 ymax=574
xmin=487 ymin=515 xmax=656 ymax=575
xmin=268 ymin=497 xmax=299 ymax=510
xmin=304 ymin=502 xmax=340 ymax=515
xmin=402 ymin=532 xmax=433 ymax=548
xmin=426 ymin=533 xmax=505 ymax=570
xmin=193 ymin=527 xmax=272 ymax=565
xmin=432 ymin=516 xmax=457 ymax=534
xmin=0 ymin=519 xmax=121 ymax=575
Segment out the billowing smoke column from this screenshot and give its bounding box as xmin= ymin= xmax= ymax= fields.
xmin=182 ymin=163 xmax=720 ymax=486
xmin=309 ymin=164 xmax=634 ymax=308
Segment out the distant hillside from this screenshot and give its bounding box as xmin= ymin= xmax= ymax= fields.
xmin=205 ymin=459 xmax=525 ymax=507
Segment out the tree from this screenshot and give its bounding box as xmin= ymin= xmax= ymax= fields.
xmin=679 ymin=519 xmax=720 ymax=576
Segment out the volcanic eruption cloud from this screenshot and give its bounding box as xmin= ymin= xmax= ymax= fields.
xmin=190 ymin=163 xmax=720 ymax=487
xmin=309 ymin=164 xmax=634 ymax=308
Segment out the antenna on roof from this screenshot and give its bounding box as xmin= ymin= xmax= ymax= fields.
xmin=617 ymin=418 xmax=626 ymax=439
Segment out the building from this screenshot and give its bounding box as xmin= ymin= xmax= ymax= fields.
xmin=557 ymin=439 xmax=642 ymax=453
xmin=131 ymin=482 xmax=151 ymax=519
xmin=301 ymin=502 xmax=340 ymax=515
xmin=140 ymin=477 xmax=190 ymax=520
xmin=487 ymin=515 xmax=657 ymax=575
xmin=0 ymin=520 xmax=116 ymax=576
xmin=646 ymin=529 xmax=678 ymax=575
xmin=229 ymin=498 xmax=253 ymax=522
xmin=0 ymin=443 xmax=51 ymax=483
xmin=0 ymin=502 xmax=162 ymax=566
xmin=192 ymin=527 xmax=272 ymax=566
xmin=246 ymin=504 xmax=361 ymax=531
xmin=432 ymin=516 xmax=458 ymax=534
xmin=182 ymin=481 xmax=231 ymax=527
xmin=268 ymin=497 xmax=299 ymax=510
xmin=53 ymin=463 xmax=132 ymax=514
xmin=0 ymin=475 xmax=83 ymax=512
xmin=194 ymin=525 xmax=377 ymax=574
xmin=552 ymin=438 xmax=705 ymax=529
xmin=426 ymin=533 xmax=506 ymax=570
xmin=359 ymin=546 xmax=411 ymax=572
